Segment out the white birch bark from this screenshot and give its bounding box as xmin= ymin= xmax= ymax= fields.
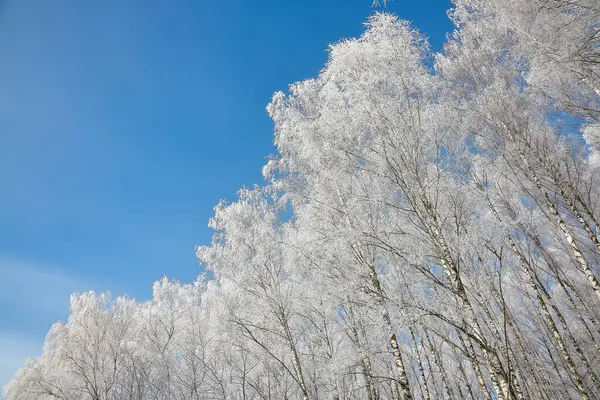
xmin=516 ymin=150 xmax=600 ymax=301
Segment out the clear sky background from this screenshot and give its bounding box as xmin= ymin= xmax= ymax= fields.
xmin=0 ymin=0 xmax=453 ymax=389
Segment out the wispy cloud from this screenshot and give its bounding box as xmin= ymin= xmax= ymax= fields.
xmin=0 ymin=259 xmax=85 ymax=390
xmin=0 ymin=332 xmax=42 ymax=392
xmin=0 ymin=258 xmax=122 ymax=391
xmin=0 ymin=259 xmax=87 ymax=315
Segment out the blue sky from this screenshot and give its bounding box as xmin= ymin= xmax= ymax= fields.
xmin=0 ymin=0 xmax=453 ymax=389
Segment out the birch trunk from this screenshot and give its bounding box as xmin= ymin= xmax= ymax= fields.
xmin=558 ymin=186 xmax=600 ymax=254
xmin=344 ymin=303 xmax=379 ymax=400
xmin=480 ymin=186 xmax=591 ymax=398
xmin=338 ymin=188 xmax=412 ymax=399
xmin=421 ymin=197 xmax=516 ymax=400
xmin=458 ymin=332 xmax=492 ymax=400
xmin=424 ymin=330 xmax=454 ymax=400
xmin=523 ymin=156 xmax=600 ymax=301
xmin=410 ymin=327 xmax=431 ymax=400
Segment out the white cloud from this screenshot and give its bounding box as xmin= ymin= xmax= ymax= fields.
xmin=0 ymin=260 xmax=80 ymax=391
xmin=0 ymin=258 xmax=120 ymax=392
xmin=0 ymin=259 xmax=86 ymax=315
xmin=0 ymin=332 xmax=42 ymax=392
